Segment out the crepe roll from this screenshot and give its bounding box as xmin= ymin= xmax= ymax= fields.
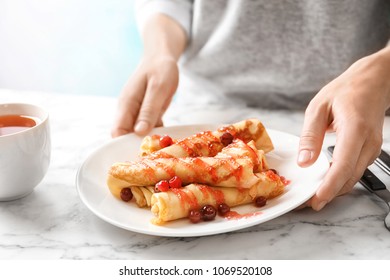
xmin=219 ymin=118 xmax=274 ymax=153
xmin=216 ymin=140 xmax=268 ymax=172
xmin=140 ymin=134 xmax=164 ymax=156
xmin=108 ymin=157 xmax=259 ymax=189
xmin=151 ymin=172 xmax=285 ymax=224
xmin=140 ymin=134 xmax=177 ymax=157
xmin=141 ymin=118 xmax=273 ymax=158
xmin=109 ymin=139 xmax=264 ymax=189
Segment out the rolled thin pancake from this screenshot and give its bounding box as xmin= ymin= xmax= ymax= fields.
xmin=140 ymin=135 xmax=165 ymax=156
xmin=140 ymin=118 xmax=274 ymax=158
xmin=106 ymin=118 xmax=286 ymax=225
xmin=107 ymin=180 xmax=154 ymax=208
xmin=151 ymin=172 xmax=285 ymax=225
xmin=108 ymin=140 xmax=266 ymax=190
xmin=109 ymin=157 xmax=258 ymax=189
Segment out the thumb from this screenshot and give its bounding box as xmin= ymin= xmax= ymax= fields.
xmin=298 ymin=105 xmax=328 ymax=167
xmin=134 ymin=102 xmax=160 ymax=136
xmin=134 ymin=79 xmax=173 ymax=135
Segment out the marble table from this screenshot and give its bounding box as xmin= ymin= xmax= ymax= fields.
xmin=1 ymin=88 xmax=389 ymax=260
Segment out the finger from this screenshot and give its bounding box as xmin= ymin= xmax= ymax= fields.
xmin=294 ymin=199 xmax=311 ymax=210
xmin=134 ymin=78 xmax=172 ymax=135
xmin=111 ymin=75 xmax=147 ymax=138
xmin=298 ymin=102 xmax=329 ymax=167
xmin=156 ymin=117 xmax=164 ymax=127
xmin=155 ymin=96 xmax=173 ymax=128
xmin=335 ymin=138 xmax=382 ymax=196
xmin=310 ymin=123 xmax=366 ymax=210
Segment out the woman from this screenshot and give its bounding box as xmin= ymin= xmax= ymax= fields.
xmin=112 ymin=0 xmax=390 ymax=210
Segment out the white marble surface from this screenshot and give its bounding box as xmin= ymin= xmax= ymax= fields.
xmin=1 ymin=89 xmax=390 ymax=260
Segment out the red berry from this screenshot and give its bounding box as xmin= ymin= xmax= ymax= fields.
xmin=155 ymin=180 xmax=170 ymax=192
xmin=188 ymin=210 xmax=202 ymax=223
xmin=169 ymin=176 xmax=182 ymax=189
xmin=217 ymin=203 xmax=230 ymax=216
xmin=268 ymin=169 xmax=278 ymax=175
xmin=254 ymin=196 xmax=267 ymax=207
xmin=159 ymin=135 xmax=173 ymax=148
xmin=120 ymin=187 xmax=133 ymax=202
xmin=220 ymin=132 xmax=234 ymax=146
xmin=200 ymin=205 xmax=217 ymax=221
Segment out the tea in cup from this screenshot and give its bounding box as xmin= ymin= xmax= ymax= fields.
xmin=0 ymin=103 xmax=51 ymax=201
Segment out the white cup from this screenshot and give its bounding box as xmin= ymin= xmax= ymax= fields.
xmin=0 ymin=103 xmax=51 ymax=201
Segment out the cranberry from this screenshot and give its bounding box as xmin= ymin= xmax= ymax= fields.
xmin=188 ymin=210 xmax=202 ymax=224
xmin=268 ymin=169 xmax=278 ymax=175
xmin=120 ymin=187 xmax=133 ymax=202
xmin=218 ymin=203 xmax=230 ymax=216
xmin=155 ymin=180 xmax=170 ymax=192
xmin=200 ymin=205 xmax=217 ymax=221
xmin=159 ymin=135 xmax=173 ymax=148
xmin=254 ymin=196 xmax=267 ymax=207
xmin=169 ymin=176 xmax=182 ymax=189
xmin=220 ymin=132 xmax=234 ymax=146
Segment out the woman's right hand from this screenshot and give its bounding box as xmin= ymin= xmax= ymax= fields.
xmin=111 ymin=54 xmax=180 ymax=137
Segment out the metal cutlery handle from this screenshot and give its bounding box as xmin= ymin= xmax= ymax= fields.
xmin=375 ymin=149 xmax=390 ymax=176
xmin=327 ymin=145 xmax=390 ymax=232
xmin=359 ymin=169 xmax=387 ymax=191
xmin=327 ymin=146 xmax=386 ymax=192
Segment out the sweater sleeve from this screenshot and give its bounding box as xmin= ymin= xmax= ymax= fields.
xmin=135 ymin=0 xmax=193 ymax=37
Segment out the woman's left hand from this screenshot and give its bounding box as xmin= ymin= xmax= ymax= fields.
xmin=298 ymin=47 xmax=390 ymax=210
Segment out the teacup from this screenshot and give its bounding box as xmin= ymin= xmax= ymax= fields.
xmin=0 ymin=103 xmax=51 ymax=201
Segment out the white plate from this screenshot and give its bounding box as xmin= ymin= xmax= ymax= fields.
xmin=76 ymin=125 xmax=329 ymax=237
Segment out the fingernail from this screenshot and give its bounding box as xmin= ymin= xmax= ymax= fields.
xmin=134 ymin=121 xmax=149 ymax=133
xmin=316 ymin=201 xmax=327 ymax=211
xmin=298 ymin=149 xmax=312 ymax=164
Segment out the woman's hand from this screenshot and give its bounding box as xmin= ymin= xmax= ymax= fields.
xmin=298 ymin=47 xmax=390 ymax=210
xmin=111 ymin=14 xmax=186 ymax=137
xmin=111 ymin=55 xmax=179 ymax=137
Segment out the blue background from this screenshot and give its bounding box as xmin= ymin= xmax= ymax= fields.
xmin=0 ymin=0 xmax=143 ymax=97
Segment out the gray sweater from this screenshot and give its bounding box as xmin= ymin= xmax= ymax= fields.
xmin=136 ymin=0 xmax=390 ymax=109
